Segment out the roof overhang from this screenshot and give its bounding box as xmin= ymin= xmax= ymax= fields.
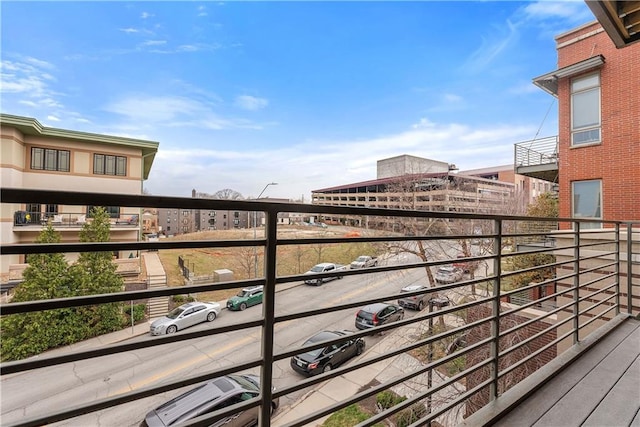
xmin=532 ymin=55 xmax=605 ymax=96
xmin=0 ymin=114 xmax=159 ymax=180
xmin=586 ymin=1 xmax=640 ymax=48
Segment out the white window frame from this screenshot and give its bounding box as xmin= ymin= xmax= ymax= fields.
xmin=571 ymin=73 xmax=601 ymax=146
xmin=571 ymin=179 xmax=602 ymax=229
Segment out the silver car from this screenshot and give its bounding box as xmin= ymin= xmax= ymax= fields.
xmin=150 ymin=301 xmax=221 ymax=335
xmin=434 ymin=266 xmax=464 ymax=284
xmin=142 ymin=373 xmax=279 ymax=427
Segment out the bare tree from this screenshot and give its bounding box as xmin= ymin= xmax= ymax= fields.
xmin=213 ymin=189 xmax=244 ymax=200
xmin=234 ymin=246 xmax=256 ymax=278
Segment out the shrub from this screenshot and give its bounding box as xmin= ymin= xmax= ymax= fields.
xmin=123 ymin=303 xmax=146 ymax=324
xmin=396 ymin=403 xmax=428 ymax=427
xmin=375 ymin=390 xmax=406 ymax=410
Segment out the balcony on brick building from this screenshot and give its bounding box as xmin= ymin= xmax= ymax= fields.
xmin=514 ymin=136 xmax=559 ymax=184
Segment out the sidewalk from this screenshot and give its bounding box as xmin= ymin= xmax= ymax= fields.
xmin=272 ymin=313 xmax=465 ymax=427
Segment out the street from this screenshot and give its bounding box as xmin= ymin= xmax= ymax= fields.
xmin=0 ymin=254 xmax=433 ymax=427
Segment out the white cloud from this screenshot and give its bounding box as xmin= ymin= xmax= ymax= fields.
xmin=464 ymin=19 xmax=520 ymax=73
xmin=0 ymin=57 xmax=64 ymax=110
xmin=523 ymin=1 xmax=593 ymax=23
xmin=141 ymin=40 xmax=167 ymax=47
xmin=145 ymin=120 xmax=536 ymax=199
xmin=234 ymin=95 xmax=269 ymax=111
xmin=46 ymin=115 xmax=60 ymax=122
xmin=103 ymin=94 xmax=265 ymax=130
xmin=141 ymin=12 xmax=154 ymax=19
xmin=119 ymin=28 xmax=140 ymax=34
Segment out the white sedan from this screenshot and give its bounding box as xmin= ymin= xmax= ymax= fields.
xmin=150 ymin=301 xmax=221 ymax=335
xmin=434 ymin=266 xmax=464 ymax=284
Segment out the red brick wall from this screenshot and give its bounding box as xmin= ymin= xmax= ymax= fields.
xmin=555 ymin=23 xmax=640 ymax=225
xmin=464 ymin=303 xmax=557 ymax=417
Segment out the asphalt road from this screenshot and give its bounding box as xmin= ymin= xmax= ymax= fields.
xmin=0 ymin=254 xmax=431 ymax=427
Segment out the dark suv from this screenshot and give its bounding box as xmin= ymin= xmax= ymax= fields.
xmin=141 ymin=374 xmax=279 ymax=427
xmin=355 ymin=302 xmax=404 ymax=330
xmin=397 ymin=285 xmax=430 ymax=310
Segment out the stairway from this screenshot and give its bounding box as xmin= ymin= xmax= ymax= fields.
xmin=147 ymin=274 xmax=168 ymax=318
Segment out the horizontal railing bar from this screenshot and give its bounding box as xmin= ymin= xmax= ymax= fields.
xmin=4 ymin=188 xmax=628 ymax=226
xmin=576 ymin=271 xmax=618 ymax=293
xmin=499 ymin=312 xmax=575 ymax=359
xmin=498 ymin=327 xmax=575 ymax=380
xmin=1 ymin=319 xmax=264 ymax=375
xmin=579 ymin=303 xmax=618 ymax=330
xmin=7 ymin=358 xmax=263 ymax=427
xmin=500 ymin=296 xmax=576 ymax=334
xmin=578 ymin=291 xmax=617 ymax=317
xmin=274 ymin=319 xmax=495 ymax=398
xmin=501 ymin=270 xmax=577 ymax=300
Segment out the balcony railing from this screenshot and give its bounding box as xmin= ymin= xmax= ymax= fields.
xmin=1 ymin=188 xmax=638 ymax=427
xmin=514 ymin=136 xmax=560 ymax=183
xmin=12 ymin=211 xmax=139 ymax=228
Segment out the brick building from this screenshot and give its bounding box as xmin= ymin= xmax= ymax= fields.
xmin=528 ymin=21 xmax=640 ymax=227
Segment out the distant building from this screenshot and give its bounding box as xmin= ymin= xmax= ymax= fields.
xmin=156 ymin=190 xmax=298 ymax=236
xmin=0 ymin=113 xmax=159 ymax=274
xmin=458 ymin=164 xmax=557 ymax=207
xmin=312 ymin=154 xmax=516 ymax=230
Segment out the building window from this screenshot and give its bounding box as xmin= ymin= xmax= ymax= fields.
xmin=87 ymin=205 xmax=120 ymax=218
xmin=31 ymin=147 xmax=70 ymax=172
xmin=93 ymin=154 xmax=127 ymax=176
xmin=572 ymin=180 xmax=602 ymax=229
xmin=571 ymin=73 xmax=600 ymax=145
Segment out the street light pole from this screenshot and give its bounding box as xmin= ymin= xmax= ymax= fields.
xmin=254 ymin=182 xmax=277 ymax=277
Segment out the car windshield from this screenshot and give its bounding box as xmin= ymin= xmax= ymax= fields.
xmin=237 ymin=290 xmax=249 ymax=297
xmin=310 ymin=265 xmax=326 ymax=272
xmin=438 ymin=267 xmax=454 ymax=274
xmin=356 ymin=256 xmax=367 ymax=262
xmin=166 ymin=307 xmax=185 ymax=319
xmin=228 ymin=374 xmax=259 ymax=392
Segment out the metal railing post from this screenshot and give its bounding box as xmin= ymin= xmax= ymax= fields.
xmin=259 ymin=209 xmax=278 ymax=426
xmin=573 ymin=221 xmax=581 ymax=344
xmin=627 ymin=223 xmax=633 ymax=315
xmin=615 ymin=224 xmax=620 ymax=315
xmin=490 ymin=219 xmax=502 ymax=400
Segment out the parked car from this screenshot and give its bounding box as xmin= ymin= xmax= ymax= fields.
xmin=150 ymin=301 xmax=221 ymax=335
xmin=303 ymin=262 xmax=348 ymax=285
xmin=350 ymin=255 xmax=378 ymax=269
xmin=453 ymin=254 xmax=479 ymax=273
xmin=397 ymin=285 xmax=431 ymax=310
xmin=141 ymin=373 xmax=279 ymax=427
xmin=434 ymin=266 xmax=464 ymax=284
xmin=290 ymin=330 xmax=365 ymax=376
xmin=227 ymin=285 xmax=263 ymax=311
xmin=355 ymin=302 xmax=404 ymax=330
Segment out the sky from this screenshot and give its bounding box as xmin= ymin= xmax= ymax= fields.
xmin=1 ymin=1 xmax=596 ymax=201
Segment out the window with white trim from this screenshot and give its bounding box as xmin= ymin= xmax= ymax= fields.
xmin=571 ymin=73 xmax=601 ymax=145
xmin=572 ymin=180 xmax=602 ymax=229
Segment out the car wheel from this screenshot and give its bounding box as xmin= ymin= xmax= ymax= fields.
xmin=207 ymin=312 xmax=217 ymax=322
xmin=418 ymin=301 xmax=425 ymax=310
xmin=240 ymin=302 xmax=247 ymax=311
xmin=356 ymin=342 xmax=364 ymax=355
xmin=322 ymin=364 xmax=332 ymax=373
xmin=166 ymin=325 xmax=177 ymax=334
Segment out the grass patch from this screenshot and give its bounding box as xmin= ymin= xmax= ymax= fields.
xmin=156 ymin=226 xmax=383 ymax=302
xmin=322 ymin=404 xmax=385 ymax=427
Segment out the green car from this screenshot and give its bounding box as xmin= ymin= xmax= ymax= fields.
xmin=226 ymin=286 xmax=264 ymax=311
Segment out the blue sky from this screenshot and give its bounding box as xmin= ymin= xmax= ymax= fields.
xmin=1 ymin=1 xmax=595 ymax=200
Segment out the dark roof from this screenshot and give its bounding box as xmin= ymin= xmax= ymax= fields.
xmin=312 ymin=171 xmax=513 ymax=193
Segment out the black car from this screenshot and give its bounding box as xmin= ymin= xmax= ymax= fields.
xmin=290 ymin=330 xmax=365 ymax=376
xmin=355 ymin=302 xmax=404 ymax=330
xmin=141 ymin=374 xmax=279 ymax=427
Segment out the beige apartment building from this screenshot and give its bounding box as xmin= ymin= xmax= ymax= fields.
xmin=1 ymin=114 xmax=159 ymax=275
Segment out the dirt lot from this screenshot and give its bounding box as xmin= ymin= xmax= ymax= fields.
xmin=155 ymin=225 xmax=384 ymax=302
